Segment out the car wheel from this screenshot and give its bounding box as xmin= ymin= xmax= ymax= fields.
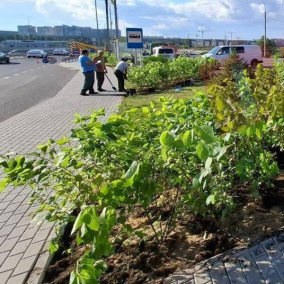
xmin=28 ymin=56 xmax=30 ymax=58
xmin=6 ymin=60 xmax=10 ymax=64
xmin=251 ymin=59 xmax=259 ymax=68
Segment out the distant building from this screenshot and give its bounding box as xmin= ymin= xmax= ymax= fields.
xmin=37 ymin=26 xmax=54 ymax=36
xmin=0 ymin=30 xmax=18 ymax=38
xmin=54 ymin=26 xmax=64 ymax=37
xmin=1 ymin=40 xmax=69 ymax=50
xmin=17 ymin=25 xmax=36 ymax=36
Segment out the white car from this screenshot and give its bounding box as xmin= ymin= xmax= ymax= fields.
xmin=153 ymin=46 xmax=176 ymax=60
xmin=8 ymin=50 xmax=25 ymax=57
xmin=53 ymin=48 xmax=68 ymax=55
xmin=202 ymin=45 xmax=263 ymax=67
xmin=27 ymin=49 xmax=47 ymax=58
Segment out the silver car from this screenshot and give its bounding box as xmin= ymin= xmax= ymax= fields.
xmin=8 ymin=50 xmax=25 ymax=57
xmin=27 ymin=49 xmax=47 ymax=58
xmin=53 ymin=48 xmax=68 ymax=55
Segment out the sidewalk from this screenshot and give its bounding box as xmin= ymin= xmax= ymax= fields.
xmin=0 ymin=64 xmax=123 ymax=284
xmin=165 ymin=232 xmax=284 ymax=284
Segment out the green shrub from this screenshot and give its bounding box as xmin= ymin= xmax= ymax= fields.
xmin=143 ymin=55 xmax=169 ymax=65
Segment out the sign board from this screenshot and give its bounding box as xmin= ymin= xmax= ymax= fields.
xmin=126 ymin=28 xmax=143 ymax=49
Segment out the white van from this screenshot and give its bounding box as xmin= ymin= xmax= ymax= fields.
xmin=153 ymin=46 xmax=176 ymax=60
xmin=203 ymin=45 xmax=263 ymax=67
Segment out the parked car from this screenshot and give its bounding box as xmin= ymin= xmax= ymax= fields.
xmin=0 ymin=52 xmax=10 ymax=64
xmin=153 ymin=46 xmax=176 ymax=60
xmin=202 ymin=45 xmax=263 ymax=67
xmin=7 ymin=50 xmax=25 ymax=57
xmin=53 ymin=48 xmax=68 ymax=55
xmin=27 ymin=49 xmax=47 ymax=58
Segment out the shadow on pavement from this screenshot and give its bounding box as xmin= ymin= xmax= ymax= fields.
xmin=3 ymin=62 xmax=21 ymax=65
xmin=89 ymin=91 xmax=126 ymax=97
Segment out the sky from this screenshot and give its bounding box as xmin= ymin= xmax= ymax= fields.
xmin=1 ymin=0 xmax=284 ymax=40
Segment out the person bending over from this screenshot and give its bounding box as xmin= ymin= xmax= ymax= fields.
xmin=114 ymin=57 xmax=128 ymax=92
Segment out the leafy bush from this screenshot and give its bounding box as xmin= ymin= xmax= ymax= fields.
xmin=0 ymin=88 xmax=280 ymax=283
xmin=128 ymin=56 xmax=219 ymax=91
xmin=104 ymin=52 xmax=117 ymax=66
xmin=143 ymin=55 xmax=169 ymax=65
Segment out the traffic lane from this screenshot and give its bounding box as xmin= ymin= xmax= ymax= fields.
xmin=0 ymin=63 xmax=78 ymax=122
xmin=0 ymin=56 xmax=66 ymax=78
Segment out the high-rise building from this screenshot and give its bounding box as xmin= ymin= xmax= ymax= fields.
xmin=54 ymin=26 xmax=64 ymax=37
xmin=18 ymin=24 xmax=121 ymax=39
xmin=37 ymin=26 xmax=54 ymax=36
xmin=17 ymin=25 xmax=36 ymax=36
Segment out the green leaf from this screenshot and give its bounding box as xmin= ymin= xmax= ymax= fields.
xmin=160 ymin=131 xmax=175 ymax=147
xmin=49 ymin=239 xmax=59 ymax=253
xmin=206 ymin=195 xmax=214 ymax=206
xmin=125 ymin=161 xmax=138 ymax=180
xmin=196 ymin=142 xmax=209 ymax=161
xmin=161 ymin=147 xmax=167 ymax=162
xmin=69 ymin=271 xmax=78 ymax=284
xmin=0 ymin=178 xmax=9 ymax=192
xmin=142 ymin=107 xmax=150 ymax=114
xmin=205 ymin=157 xmax=213 ymax=170
xmin=216 ymin=96 xmax=224 ymax=112
xmin=194 ymin=125 xmax=214 ymax=143
xmin=182 ymin=130 xmax=194 ymax=148
xmin=71 ymin=209 xmax=85 ymax=235
xmin=56 ymin=136 xmax=69 ymax=145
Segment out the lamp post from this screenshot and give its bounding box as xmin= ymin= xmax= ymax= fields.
xmin=27 ymin=16 xmax=32 ymax=39
xmin=261 ymin=0 xmax=267 ymax=57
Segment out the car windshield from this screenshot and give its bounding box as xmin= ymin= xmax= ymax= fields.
xmin=0 ymin=52 xmax=5 ymax=56
xmin=208 ymin=46 xmax=221 ymax=55
xmin=158 ymin=48 xmax=174 ymax=54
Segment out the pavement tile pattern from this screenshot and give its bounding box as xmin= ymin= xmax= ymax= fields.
xmin=165 ymin=230 xmax=284 ymax=284
xmin=0 ymin=65 xmax=123 ymax=284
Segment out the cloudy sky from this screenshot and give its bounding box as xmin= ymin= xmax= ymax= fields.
xmin=1 ymin=0 xmax=284 ymax=40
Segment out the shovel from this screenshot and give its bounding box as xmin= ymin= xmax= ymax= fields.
xmin=105 ymin=74 xmax=117 ymax=91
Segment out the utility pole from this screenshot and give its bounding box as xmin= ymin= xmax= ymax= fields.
xmin=105 ymin=0 xmax=110 ymax=46
xmin=228 ymin=32 xmax=234 ymax=46
xmin=95 ymin=0 xmax=100 ymax=46
xmin=113 ymin=0 xmax=119 ymax=38
xmin=261 ymin=0 xmax=267 ymax=57
xmin=109 ymin=1 xmax=113 ymax=31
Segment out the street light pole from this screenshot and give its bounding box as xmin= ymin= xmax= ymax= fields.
xmin=261 ymin=0 xmax=267 ymax=57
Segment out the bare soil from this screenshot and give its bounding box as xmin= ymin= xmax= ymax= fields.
xmin=43 ymin=171 xmax=284 ymax=284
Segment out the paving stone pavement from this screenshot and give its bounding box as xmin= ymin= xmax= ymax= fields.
xmin=165 ymin=230 xmax=284 ymax=284
xmin=0 ymin=65 xmax=123 ymax=284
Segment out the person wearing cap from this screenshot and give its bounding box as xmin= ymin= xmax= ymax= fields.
xmin=114 ymin=57 xmax=128 ymax=92
xmin=78 ymin=49 xmax=98 ymax=96
xmin=94 ymin=50 xmax=107 ymax=92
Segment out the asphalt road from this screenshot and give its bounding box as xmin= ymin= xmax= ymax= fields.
xmin=0 ymin=57 xmax=78 ymax=122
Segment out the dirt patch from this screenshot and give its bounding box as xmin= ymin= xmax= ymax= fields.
xmin=42 ymin=171 xmax=284 ymax=284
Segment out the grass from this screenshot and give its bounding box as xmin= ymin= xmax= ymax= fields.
xmin=118 ymin=84 xmax=206 ymax=115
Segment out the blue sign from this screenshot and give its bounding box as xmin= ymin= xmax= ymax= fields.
xmin=126 ymin=28 xmax=143 ymax=49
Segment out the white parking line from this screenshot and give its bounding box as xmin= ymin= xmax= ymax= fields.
xmin=3 ymin=77 xmax=10 ymax=79
xmin=14 ymin=74 xmax=19 ymax=76
xmin=30 ymin=69 xmax=34 ymax=71
xmin=22 ymin=71 xmax=27 ymax=73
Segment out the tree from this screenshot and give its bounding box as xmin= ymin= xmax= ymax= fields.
xmin=257 ymin=36 xmax=277 ymax=57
